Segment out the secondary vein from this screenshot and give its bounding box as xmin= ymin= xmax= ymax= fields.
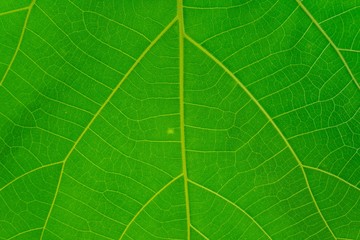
xmin=118 ymin=174 xmax=183 ymax=240
xmin=40 ymin=17 xmax=178 ymax=239
xmin=0 ymin=0 xmax=36 ymax=86
xmin=185 ymin=34 xmax=336 ymax=240
xmin=296 ymin=0 xmax=359 ymax=90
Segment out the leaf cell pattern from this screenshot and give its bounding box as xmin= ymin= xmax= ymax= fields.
xmin=0 ymin=0 xmax=359 ymax=239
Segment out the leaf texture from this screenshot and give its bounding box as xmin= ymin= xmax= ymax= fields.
xmin=0 ymin=0 xmax=359 ymax=239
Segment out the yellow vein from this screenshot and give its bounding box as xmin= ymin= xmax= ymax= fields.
xmin=296 ymin=0 xmax=359 ymax=89
xmin=0 ymin=0 xmax=36 ymax=86
xmin=0 ymin=162 xmax=63 ymax=192
xmin=185 ymin=34 xmax=336 ymax=240
xmin=177 ymin=0 xmax=191 ymax=239
xmin=190 ymin=224 xmax=209 ymax=240
xmin=0 ymin=6 xmax=29 ymax=17
xmin=39 ymin=17 xmax=178 ymax=239
xmin=339 ymin=48 xmax=360 ymax=53
xmin=188 ymin=179 xmax=272 ymax=239
xmin=119 ymin=174 xmax=183 ymax=239
xmin=303 ymin=165 xmax=360 ymax=191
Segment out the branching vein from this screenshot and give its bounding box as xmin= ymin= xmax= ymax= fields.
xmin=296 ymin=0 xmax=359 ymax=89
xmin=118 ymin=174 xmax=183 ymax=239
xmin=0 ymin=0 xmax=36 ymax=86
xmin=184 ymin=34 xmax=336 ymax=239
xmin=39 ymin=17 xmax=178 ymax=239
xmin=188 ymin=179 xmax=272 ymax=239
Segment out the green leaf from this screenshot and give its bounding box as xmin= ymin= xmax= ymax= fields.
xmin=0 ymin=0 xmax=359 ymax=239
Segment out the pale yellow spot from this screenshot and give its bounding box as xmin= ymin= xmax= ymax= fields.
xmin=167 ymin=128 xmax=175 ymax=135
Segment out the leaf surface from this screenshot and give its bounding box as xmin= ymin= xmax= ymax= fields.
xmin=0 ymin=0 xmax=359 ymax=239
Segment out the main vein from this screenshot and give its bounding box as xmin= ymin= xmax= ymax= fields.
xmin=40 ymin=17 xmax=178 ymax=239
xmin=177 ymin=0 xmax=191 ymax=238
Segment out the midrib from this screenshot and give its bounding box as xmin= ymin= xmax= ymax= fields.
xmin=177 ymin=0 xmax=191 ymax=239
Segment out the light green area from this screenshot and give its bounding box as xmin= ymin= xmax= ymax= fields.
xmin=0 ymin=0 xmax=359 ymax=239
